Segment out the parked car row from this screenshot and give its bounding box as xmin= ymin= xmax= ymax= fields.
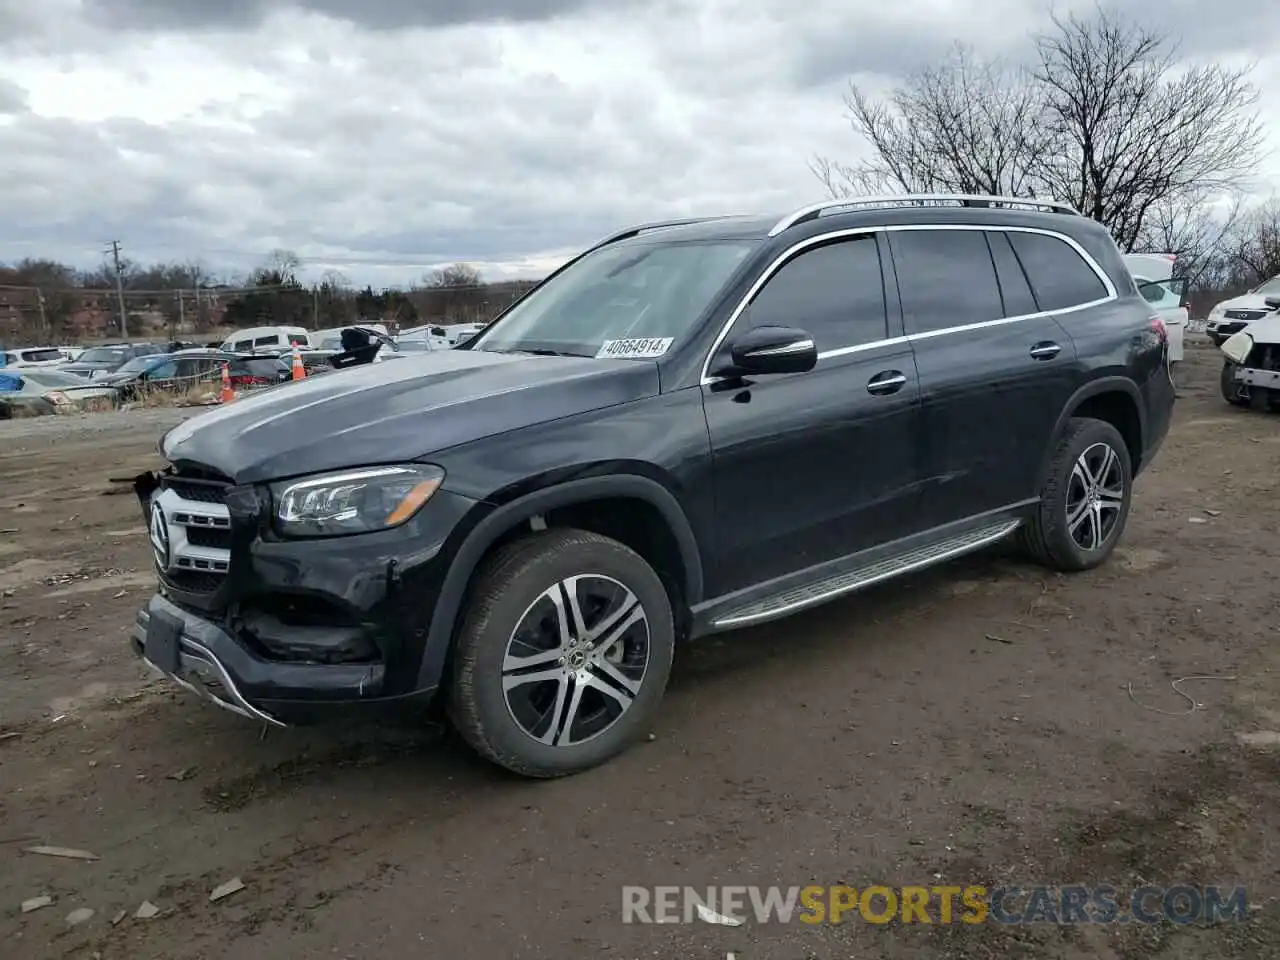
xmin=0 ymin=349 xmax=294 ymax=416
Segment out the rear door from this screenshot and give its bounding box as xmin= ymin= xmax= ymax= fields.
xmin=887 ymin=227 xmax=1082 ymax=529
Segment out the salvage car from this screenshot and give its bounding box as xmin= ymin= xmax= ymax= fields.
xmin=1 ymin=345 xmax=68 ymax=369
xmin=97 ymin=351 xmax=290 ymax=401
xmin=59 ymin=343 xmax=165 ymax=379
xmin=1124 ymin=253 xmax=1187 ymax=370
xmin=129 ymin=194 xmax=1175 ymax=778
xmin=1220 ymin=296 xmax=1280 ymax=411
xmin=0 ymin=369 xmax=120 ymax=416
xmin=1205 ymin=275 xmax=1280 ymax=346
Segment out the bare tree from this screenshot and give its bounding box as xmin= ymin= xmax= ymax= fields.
xmin=263 ymin=249 xmax=302 ymax=284
xmin=424 ymin=263 xmax=482 ymax=289
xmin=1032 ymin=6 xmax=1264 ymax=250
xmin=1223 ymin=198 xmax=1280 ymax=284
xmin=813 ymin=6 xmax=1265 ymax=251
xmin=1134 ymin=193 xmax=1244 ymax=288
xmin=813 ymin=45 xmax=1049 ymax=198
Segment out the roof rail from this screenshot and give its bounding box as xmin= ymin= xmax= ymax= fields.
xmin=594 ymin=215 xmax=748 ymax=249
xmin=768 ymin=194 xmax=1079 ymax=237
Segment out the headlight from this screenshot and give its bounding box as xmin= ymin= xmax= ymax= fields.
xmin=272 ymin=464 xmax=445 ymax=538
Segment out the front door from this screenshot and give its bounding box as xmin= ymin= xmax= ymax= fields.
xmin=702 ymin=233 xmax=924 ymax=597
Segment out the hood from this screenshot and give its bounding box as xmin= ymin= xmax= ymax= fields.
xmin=1212 ymin=292 xmax=1280 ymax=314
xmin=159 ymin=349 xmax=662 ymax=484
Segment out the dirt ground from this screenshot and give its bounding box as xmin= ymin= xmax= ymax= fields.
xmin=2 ymin=340 xmax=1279 ymax=960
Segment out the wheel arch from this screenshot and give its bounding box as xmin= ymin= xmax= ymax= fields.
xmin=416 ymin=473 xmax=704 ymax=691
xmin=1040 ymin=378 xmax=1146 ymax=486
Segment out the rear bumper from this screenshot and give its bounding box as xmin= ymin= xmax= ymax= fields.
xmin=132 ymin=592 xmax=437 ymax=726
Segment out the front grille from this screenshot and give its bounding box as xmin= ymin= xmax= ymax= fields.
xmin=186 ymin=527 xmax=233 ymax=549
xmin=1224 ymin=309 xmax=1268 ymax=321
xmin=153 ymin=467 xmax=234 ymax=597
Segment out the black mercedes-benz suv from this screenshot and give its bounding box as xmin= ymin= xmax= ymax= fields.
xmin=131 ymin=194 xmax=1175 ymax=777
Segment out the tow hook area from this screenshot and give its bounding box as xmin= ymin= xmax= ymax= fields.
xmin=132 ymin=470 xmax=162 ymax=519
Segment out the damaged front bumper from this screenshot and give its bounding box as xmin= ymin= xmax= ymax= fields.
xmin=1231 ymin=365 xmax=1280 ymax=390
xmin=127 ymin=460 xmax=480 ymax=725
xmin=131 ymin=594 xmax=395 ymax=726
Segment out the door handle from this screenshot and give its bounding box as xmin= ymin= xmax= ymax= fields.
xmin=867 ymin=370 xmax=907 ymax=395
xmin=1029 ymin=342 xmax=1062 ymax=360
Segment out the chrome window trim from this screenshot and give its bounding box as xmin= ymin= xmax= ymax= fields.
xmin=699 ymin=223 xmax=1118 ymax=385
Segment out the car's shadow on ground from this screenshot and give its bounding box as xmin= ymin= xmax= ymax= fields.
xmin=142 ymin=544 xmax=1030 ymax=815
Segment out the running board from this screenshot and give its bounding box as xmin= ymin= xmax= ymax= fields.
xmin=712 ymin=519 xmax=1022 ymax=629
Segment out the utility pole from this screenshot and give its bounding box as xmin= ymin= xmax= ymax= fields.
xmin=175 ymin=289 xmax=185 ymax=341
xmin=108 ymin=240 xmax=128 ymax=338
xmin=36 ymin=289 xmax=48 ymax=341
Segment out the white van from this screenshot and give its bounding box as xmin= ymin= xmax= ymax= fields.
xmin=1124 ymin=253 xmax=1186 ymax=365
xmin=220 ymin=326 xmax=311 ymax=354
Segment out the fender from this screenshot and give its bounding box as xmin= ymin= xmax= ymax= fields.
xmin=415 ymin=474 xmax=704 ymax=690
xmin=1037 ymin=376 xmax=1146 ymax=488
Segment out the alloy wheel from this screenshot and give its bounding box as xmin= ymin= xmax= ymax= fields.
xmin=1066 ymin=441 xmax=1126 ymax=552
xmin=502 ymin=574 xmax=650 ymax=747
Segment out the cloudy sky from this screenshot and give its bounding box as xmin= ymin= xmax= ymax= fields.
xmin=0 ymin=0 xmax=1278 ymax=287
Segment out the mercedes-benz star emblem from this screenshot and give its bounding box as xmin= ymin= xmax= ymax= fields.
xmin=149 ymin=499 xmax=171 ymax=571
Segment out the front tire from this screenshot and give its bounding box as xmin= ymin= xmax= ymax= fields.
xmin=1020 ymin=417 xmax=1133 ymax=572
xmin=447 ymin=528 xmax=675 ymax=778
xmin=1221 ymin=361 xmax=1249 ymax=407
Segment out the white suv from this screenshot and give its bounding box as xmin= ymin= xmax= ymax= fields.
xmin=1205 ymin=276 xmax=1280 ymax=346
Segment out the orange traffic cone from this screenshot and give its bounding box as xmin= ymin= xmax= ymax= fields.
xmin=219 ymin=363 xmax=235 ymax=404
xmin=291 ymin=346 xmax=306 ymax=381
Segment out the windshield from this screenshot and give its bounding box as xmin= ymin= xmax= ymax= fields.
xmin=77 ymin=347 xmax=126 ymax=363
xmin=1253 ymin=276 xmax=1280 ymax=295
xmin=471 ymin=239 xmax=756 ymax=358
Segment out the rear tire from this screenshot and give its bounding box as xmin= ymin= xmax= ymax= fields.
xmin=1221 ymin=361 xmax=1249 ymax=407
xmin=447 ymin=528 xmax=675 ymax=778
xmin=1020 ymin=417 xmax=1132 ymax=572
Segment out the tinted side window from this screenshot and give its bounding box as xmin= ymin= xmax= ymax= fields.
xmin=1007 ymin=231 xmax=1109 ymax=311
xmin=254 ymin=335 xmax=278 ymax=347
xmin=232 ymin=340 xmax=252 ymax=351
xmin=744 ymin=235 xmax=887 ymax=352
xmin=890 ymin=230 xmax=1003 ymax=334
xmin=986 ymin=231 xmax=1040 ymax=317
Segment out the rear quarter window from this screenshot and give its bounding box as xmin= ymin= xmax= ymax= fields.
xmin=1006 ymin=231 xmax=1110 ymax=312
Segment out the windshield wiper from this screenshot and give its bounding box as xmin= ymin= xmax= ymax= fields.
xmin=497 ymin=347 xmax=585 ymax=358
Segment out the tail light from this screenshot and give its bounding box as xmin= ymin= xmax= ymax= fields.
xmin=229 ymin=375 xmax=273 ymax=387
xmin=1150 ymin=315 xmax=1168 ymax=343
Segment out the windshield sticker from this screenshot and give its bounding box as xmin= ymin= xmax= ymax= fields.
xmin=596 ymin=337 xmax=674 ymax=360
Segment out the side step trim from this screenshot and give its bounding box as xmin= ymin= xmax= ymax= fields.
xmin=712 ymin=518 xmax=1022 ymax=629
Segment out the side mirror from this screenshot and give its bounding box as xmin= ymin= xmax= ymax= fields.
xmin=1265 ymin=296 xmax=1280 ymax=312
xmin=719 ymin=325 xmax=818 ymax=377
